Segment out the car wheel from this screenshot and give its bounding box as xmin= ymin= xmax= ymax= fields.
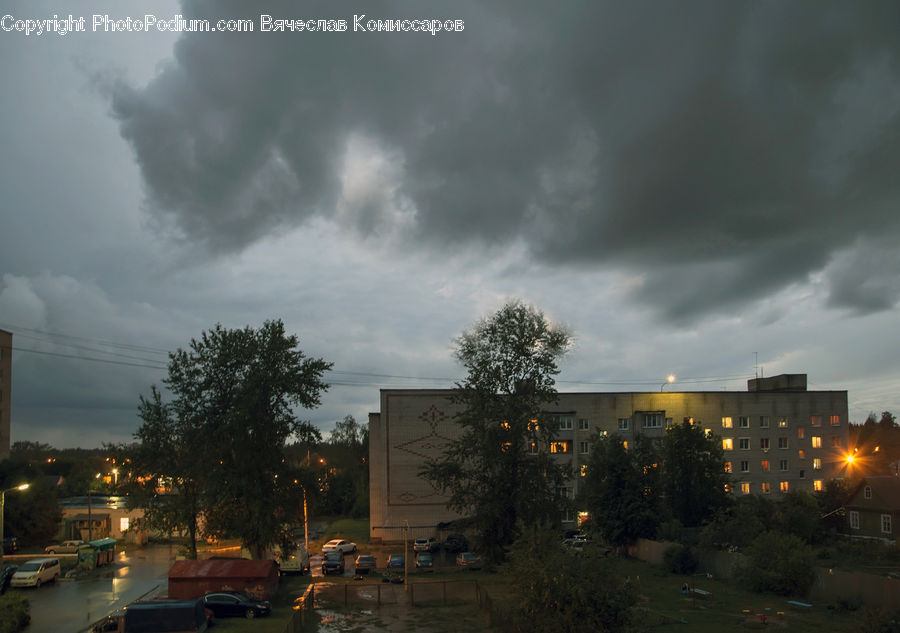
xmin=245 ymin=609 xmax=256 ymax=619
xmin=47 ymin=550 xmax=56 ymax=554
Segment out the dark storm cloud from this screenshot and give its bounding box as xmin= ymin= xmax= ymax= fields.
xmin=110 ymin=0 xmax=900 ymax=319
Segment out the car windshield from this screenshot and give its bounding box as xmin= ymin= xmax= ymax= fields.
xmin=325 ymin=552 xmax=342 ymax=560
xmin=358 ymin=556 xmax=375 ymax=562
xmin=18 ymin=563 xmax=40 ymax=572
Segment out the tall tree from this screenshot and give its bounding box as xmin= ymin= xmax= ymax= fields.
xmin=128 ymin=320 xmax=331 ymax=558
xmin=422 ymin=300 xmax=572 ymax=563
xmin=660 ymin=420 xmax=728 ymax=527
xmin=582 ymin=433 xmax=660 ymax=547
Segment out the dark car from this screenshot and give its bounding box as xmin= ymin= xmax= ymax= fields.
xmin=456 ymin=551 xmax=482 ymax=570
xmin=322 ymin=551 xmax=345 ymax=575
xmin=1 ymin=564 xmax=18 ymax=594
xmin=354 ymin=554 xmax=377 ymax=575
xmin=415 ymin=552 xmax=434 ymax=570
xmin=386 ymin=554 xmax=404 ymax=570
xmin=202 ymin=592 xmax=271 ymax=619
xmin=2 ymin=537 xmax=18 ymax=554
xmin=442 ymin=533 xmax=468 ymax=553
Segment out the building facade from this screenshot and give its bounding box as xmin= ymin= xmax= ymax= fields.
xmin=0 ymin=329 xmax=11 ymax=461
xmin=369 ymin=374 xmax=849 ymax=543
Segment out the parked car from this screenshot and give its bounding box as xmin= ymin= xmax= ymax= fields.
xmin=322 ymin=551 xmax=345 ymax=575
xmin=415 ymin=552 xmax=434 ymax=570
xmin=413 ymin=537 xmax=439 ymax=553
xmin=354 ymin=554 xmax=377 ymax=575
xmin=202 ymin=591 xmax=271 ymax=619
xmin=322 ymin=539 xmax=357 ymax=554
xmin=44 ymin=539 xmax=85 ymax=554
xmin=2 ymin=537 xmax=18 ymax=554
xmin=456 ymin=552 xmax=481 ymax=570
xmin=386 ymin=554 xmax=405 ymax=570
xmin=10 ymin=558 xmax=61 ymax=588
xmin=1 ymin=564 xmax=18 ymax=594
xmin=442 ymin=533 xmax=468 ymax=553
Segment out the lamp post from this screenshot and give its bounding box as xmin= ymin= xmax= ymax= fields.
xmin=660 ymin=374 xmax=676 ymax=391
xmin=1 ymin=483 xmax=30 ymax=561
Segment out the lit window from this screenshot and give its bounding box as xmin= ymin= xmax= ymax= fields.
xmin=780 ymin=481 xmax=789 ymax=493
xmin=864 ymin=486 xmax=872 ymax=499
xmin=528 ymin=419 xmax=539 ymax=432
xmin=882 ymin=514 xmax=892 ymax=534
xmin=760 ymin=438 xmax=770 ymax=450
xmin=618 ymin=418 xmax=630 ymax=431
xmin=779 ymin=459 xmax=788 ymax=471
xmin=813 ymin=480 xmax=823 ymax=491
xmin=579 ymin=441 xmax=590 ymax=454
xmin=738 ymin=416 xmax=749 ymax=428
xmin=724 ymin=483 xmax=733 ymax=494
xmin=740 ymin=482 xmax=751 ymax=494
xmin=501 ymin=442 xmax=512 ymax=452
xmin=830 ymin=415 xmax=840 ymax=426
xmin=759 ymin=415 xmax=770 ymax=428
xmin=778 ymin=417 xmax=789 ymax=428
xmin=704 ymin=428 xmax=713 ymax=438
xmin=849 ymin=510 xmax=859 ymax=530
xmin=778 ymin=437 xmax=789 ymax=449
xmin=580 ymin=465 xmax=587 ymax=477
xmin=740 ymin=460 xmax=749 ymax=472
xmin=550 ymin=441 xmax=571 ymax=454
xmin=578 ymin=418 xmax=590 ymax=430
xmin=830 ymin=436 xmax=841 ymax=447
xmin=722 ymin=438 xmax=733 ymax=451
xmin=120 ymin=517 xmax=130 ymax=532
xmin=797 ymin=427 xmax=805 ymax=439
xmin=500 ymin=421 xmax=511 ymax=430
xmin=642 ymin=413 xmax=662 ymax=428
xmin=739 ymin=438 xmax=750 ymax=450
xmin=761 ymin=482 xmax=771 ymax=494
xmin=813 ymin=458 xmax=822 ymax=470
xmin=798 ymin=449 xmax=805 ymax=459
xmin=810 ymin=415 xmax=822 ymax=426
xmin=623 ymin=441 xmax=629 ymax=450
xmin=811 ymin=436 xmax=822 ymax=448
xmin=724 ymin=461 xmax=733 ymax=473
xmin=722 ymin=417 xmax=733 ymax=429
xmin=761 ymin=460 xmax=770 ymax=472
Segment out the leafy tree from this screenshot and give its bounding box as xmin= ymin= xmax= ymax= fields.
xmin=736 ymin=531 xmax=816 ymax=596
xmin=660 ymin=421 xmax=728 ymax=527
xmin=0 ymin=461 xmax=60 ymax=546
xmin=422 ymin=300 xmax=572 ymax=563
xmin=504 ymin=523 xmax=638 ymax=633
xmin=699 ymin=495 xmax=770 ymax=551
xmin=582 ymin=433 xmax=660 ymax=547
xmin=776 ymin=491 xmax=824 ymax=544
xmin=127 ymin=320 xmax=331 ymax=558
xmin=319 ymin=416 xmax=369 ymax=517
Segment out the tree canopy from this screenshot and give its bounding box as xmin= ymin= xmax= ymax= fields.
xmin=422 ymin=300 xmax=572 ymax=563
xmin=660 ymin=420 xmax=729 ymax=527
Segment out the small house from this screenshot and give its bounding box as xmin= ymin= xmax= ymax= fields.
xmin=167 ymin=559 xmax=278 ymax=600
xmin=846 ymin=476 xmax=900 ymax=543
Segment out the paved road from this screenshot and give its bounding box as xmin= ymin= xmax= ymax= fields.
xmin=7 ymin=545 xmax=178 ymax=633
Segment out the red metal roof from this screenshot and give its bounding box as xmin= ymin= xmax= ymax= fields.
xmin=167 ymin=559 xmax=276 ymax=580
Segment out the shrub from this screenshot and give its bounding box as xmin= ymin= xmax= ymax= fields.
xmin=736 ymin=531 xmax=816 ymax=596
xmin=0 ymin=592 xmax=30 ymax=633
xmin=663 ymin=544 xmax=699 ymax=575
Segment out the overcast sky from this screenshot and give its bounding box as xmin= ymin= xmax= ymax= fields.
xmin=2 ymin=0 xmax=899 ymax=449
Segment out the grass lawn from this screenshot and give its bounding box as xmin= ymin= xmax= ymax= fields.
xmin=322 ymin=518 xmax=370 ymax=547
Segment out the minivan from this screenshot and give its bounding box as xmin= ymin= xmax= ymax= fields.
xmin=278 ymin=544 xmax=310 ymax=575
xmin=10 ymin=557 xmax=60 ymax=588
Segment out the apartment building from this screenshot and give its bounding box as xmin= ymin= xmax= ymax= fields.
xmin=0 ymin=329 xmax=11 ymax=461
xmin=368 ymin=374 xmax=849 ymax=542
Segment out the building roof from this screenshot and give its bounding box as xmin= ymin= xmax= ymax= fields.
xmin=168 ymin=559 xmax=276 ymax=580
xmin=848 ymin=476 xmax=900 ymax=511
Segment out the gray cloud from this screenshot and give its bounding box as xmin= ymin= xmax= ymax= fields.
xmin=107 ymin=0 xmax=900 ymax=322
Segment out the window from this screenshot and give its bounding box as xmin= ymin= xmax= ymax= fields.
xmin=780 ymin=481 xmax=790 ymax=493
xmin=120 ymin=517 xmax=130 ymax=532
xmin=798 ymin=449 xmax=805 ymax=459
xmin=740 ymin=482 xmax=751 ymax=494
xmin=799 ymin=469 xmax=805 ymax=479
xmin=813 ymin=458 xmax=822 ymax=470
xmin=724 ymin=483 xmax=733 ymax=494
xmin=779 ymin=459 xmax=788 ymax=471
xmin=550 ymin=441 xmax=571 ymax=454
xmin=810 ymin=415 xmax=822 ymax=426
xmin=778 ymin=437 xmax=789 ymax=449
xmin=579 ymin=441 xmax=590 ymax=455
xmin=528 ymin=441 xmax=539 ymax=455
xmin=618 ymin=418 xmax=630 ymax=431
xmin=882 ymin=514 xmax=893 ymax=535
xmin=761 ymin=482 xmax=771 ymax=494
xmin=865 ymin=486 xmax=872 ymax=500
xmin=811 ymin=436 xmax=822 ymax=448
xmin=760 ymin=460 xmax=770 ymax=472
xmin=665 ymin=417 xmax=674 ymax=429
xmin=623 ymin=440 xmax=629 ymax=450
xmin=738 ymin=416 xmax=749 ymax=428
xmin=830 ymin=436 xmax=841 ymax=448
xmin=740 ymin=460 xmax=749 ymax=472
xmin=580 ymin=464 xmax=587 ymax=477
xmin=642 ymin=413 xmax=663 ymax=429
xmin=722 ymin=416 xmax=733 ymax=429
xmin=722 ymin=438 xmax=733 ymax=451
xmin=760 ymin=438 xmax=770 ymax=450
xmin=724 ymin=461 xmax=733 ymax=473
xmin=778 ymin=417 xmax=789 ymax=428
xmin=528 ymin=419 xmax=539 ymax=432
xmin=556 ymin=416 xmax=574 ymax=430
xmin=578 ymin=418 xmax=590 ymax=431
xmin=830 ymin=415 xmax=840 ymax=426
xmin=760 ymin=415 xmax=770 ymax=428
xmin=739 ymin=438 xmax=750 ymax=450
xmin=849 ymin=510 xmax=859 ymax=530
xmin=814 ymin=479 xmax=823 ymax=491
xmin=797 ymin=427 xmax=805 ymax=439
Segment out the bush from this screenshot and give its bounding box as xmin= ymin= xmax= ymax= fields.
xmin=736 ymin=531 xmax=816 ymax=596
xmin=663 ymin=544 xmax=699 ymax=575
xmin=0 ymin=592 xmax=31 ymax=633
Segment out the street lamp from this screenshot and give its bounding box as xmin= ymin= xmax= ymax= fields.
xmin=1 ymin=483 xmax=30 ymax=561
xmin=661 ymin=374 xmax=676 ymax=391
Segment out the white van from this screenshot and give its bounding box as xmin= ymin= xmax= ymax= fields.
xmin=278 ymin=545 xmax=310 ymax=575
xmin=10 ymin=557 xmax=60 ymax=588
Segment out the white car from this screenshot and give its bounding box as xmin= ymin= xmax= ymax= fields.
xmin=10 ymin=558 xmax=60 ymax=588
xmin=44 ymin=539 xmax=85 ymax=554
xmin=322 ymin=539 xmax=357 ymax=554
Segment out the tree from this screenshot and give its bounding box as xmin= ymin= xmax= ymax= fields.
xmin=422 ymin=300 xmax=572 ymax=563
xmin=660 ymin=421 xmax=728 ymax=527
xmin=582 ymin=433 xmax=660 ymax=547
xmin=128 ymin=320 xmax=331 ymax=558
xmin=736 ymin=531 xmax=816 ymax=596
xmin=319 ymin=416 xmax=369 ymax=517
xmin=504 ymin=523 xmax=638 ymax=633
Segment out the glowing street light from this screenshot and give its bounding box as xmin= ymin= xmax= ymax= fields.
xmin=1 ymin=483 xmax=30 ymax=561
xmin=661 ymin=374 xmax=676 ymax=391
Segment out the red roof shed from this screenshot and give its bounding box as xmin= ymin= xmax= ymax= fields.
xmin=167 ymin=559 xmax=278 ymax=600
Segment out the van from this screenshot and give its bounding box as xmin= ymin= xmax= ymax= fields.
xmin=277 ymin=544 xmax=309 ymax=575
xmin=10 ymin=557 xmax=60 ymax=588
